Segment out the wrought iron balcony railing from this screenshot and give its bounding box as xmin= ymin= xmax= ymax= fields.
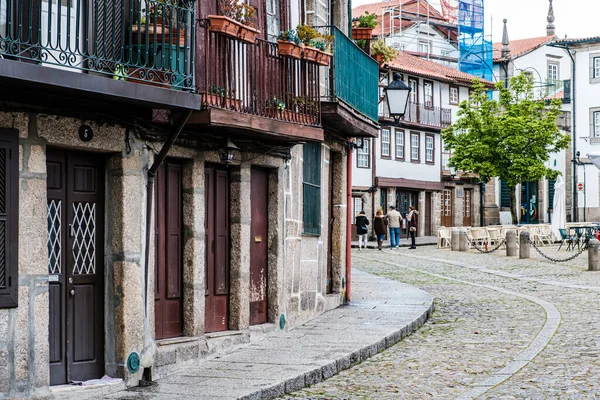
xmin=197 ymin=22 xmax=321 ymax=127
xmin=0 ymin=0 xmax=194 ymax=90
xmin=380 ymin=101 xmax=452 ymax=128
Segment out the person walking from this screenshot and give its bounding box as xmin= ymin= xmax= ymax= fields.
xmin=355 ymin=210 xmax=369 ymax=251
xmin=373 ymin=209 xmax=387 ymax=251
xmin=385 ymin=206 xmax=401 ymax=249
xmin=407 ymin=206 xmax=420 ymax=249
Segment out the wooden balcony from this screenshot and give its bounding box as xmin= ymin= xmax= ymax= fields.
xmin=189 ymin=21 xmax=323 ymax=142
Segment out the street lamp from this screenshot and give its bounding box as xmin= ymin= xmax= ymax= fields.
xmin=218 ymin=138 xmax=239 ymax=165
xmin=588 ymin=152 xmax=600 ymax=170
xmin=384 ymin=73 xmax=412 ymax=124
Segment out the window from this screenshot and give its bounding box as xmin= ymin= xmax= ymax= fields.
xmin=352 ymin=197 xmax=363 ymax=220
xmin=380 ymin=189 xmax=387 ymax=212
xmin=500 ymin=180 xmax=511 ymax=208
xmin=418 ymin=40 xmax=431 ymax=55
xmin=449 ymin=86 xmax=459 ymax=105
xmin=594 ymin=111 xmax=600 ymax=137
xmin=357 ymin=139 xmax=370 ymax=168
xmin=303 ymin=143 xmax=321 ymax=235
xmin=411 ymin=132 xmax=420 ymax=161
xmin=548 ymin=62 xmax=559 ymax=81
xmin=381 ymin=129 xmax=390 ymax=157
xmin=424 ymin=81 xmax=433 ymax=107
xmin=409 ymin=78 xmax=418 ymax=103
xmin=591 ymin=55 xmax=600 ymax=81
xmin=266 ymin=0 xmax=281 ymax=42
xmin=0 ymin=129 xmax=18 ymax=308
xmin=395 ymin=130 xmax=404 ymax=159
xmin=425 ymin=135 xmax=434 ymax=163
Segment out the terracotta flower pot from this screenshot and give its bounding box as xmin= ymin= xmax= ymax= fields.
xmin=352 ymin=27 xmax=373 ymax=40
xmin=238 ymin=24 xmax=260 ymax=44
xmin=316 ymin=50 xmax=332 ymax=66
xmin=302 ymin=46 xmax=320 ymax=63
xmin=208 ymin=15 xmax=240 ymax=38
xmin=373 ymin=53 xmax=384 ymax=63
xmin=277 ymin=40 xmax=303 ymax=59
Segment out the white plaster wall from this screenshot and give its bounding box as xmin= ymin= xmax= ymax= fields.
xmin=351 ymin=147 xmax=373 ymax=187
xmin=384 ymin=24 xmax=458 ymax=68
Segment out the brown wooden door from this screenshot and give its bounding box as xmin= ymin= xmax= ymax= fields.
xmin=205 ymin=166 xmax=230 ymax=333
xmin=47 ymin=150 xmax=105 ymax=385
xmin=250 ymin=168 xmax=268 ymax=325
xmin=425 ymin=192 xmax=432 ymax=236
xmin=463 ymin=189 xmax=472 ymax=227
xmin=154 ymin=160 xmax=183 ymax=339
xmin=441 ymin=188 xmax=453 ymax=227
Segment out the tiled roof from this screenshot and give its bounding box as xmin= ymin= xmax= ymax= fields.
xmin=492 ymin=35 xmax=555 ymax=62
xmin=551 ymin=36 xmax=600 ymax=46
xmin=384 ymin=52 xmax=495 ymax=88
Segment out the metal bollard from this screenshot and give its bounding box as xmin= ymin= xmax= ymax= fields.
xmin=588 ymin=238 xmax=600 ymax=271
xmin=451 ymin=229 xmax=460 ymax=251
xmin=459 ymin=229 xmax=469 ymax=252
xmin=519 ymin=231 xmax=530 ymax=259
xmin=506 ymin=230 xmax=517 ymax=257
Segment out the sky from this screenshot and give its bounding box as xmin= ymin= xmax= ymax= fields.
xmin=351 ymin=0 xmax=600 ymax=43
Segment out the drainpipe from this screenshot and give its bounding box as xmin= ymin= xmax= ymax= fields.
xmin=346 ymin=142 xmax=353 ymax=302
xmin=567 ymin=45 xmax=578 ymax=222
xmin=143 ymin=110 xmax=192 ymax=317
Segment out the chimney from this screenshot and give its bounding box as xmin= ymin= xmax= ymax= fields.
xmin=546 ymin=0 xmax=555 ymax=36
xmin=501 ymin=19 xmax=510 ymax=59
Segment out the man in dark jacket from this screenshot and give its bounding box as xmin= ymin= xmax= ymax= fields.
xmin=355 ymin=211 xmax=369 ymax=251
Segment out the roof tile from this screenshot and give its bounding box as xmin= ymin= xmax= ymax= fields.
xmin=492 ymin=36 xmax=555 ymax=62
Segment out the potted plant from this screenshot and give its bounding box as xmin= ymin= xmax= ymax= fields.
xmin=209 ymin=0 xmax=260 ymax=44
xmin=352 ymin=11 xmax=378 ymax=40
xmin=277 ymin=29 xmax=302 ymax=59
xmin=291 ymin=96 xmax=318 ymax=124
xmin=297 ymin=24 xmax=320 ymax=62
xmin=310 ymin=34 xmax=333 ymax=66
xmin=371 ymin=39 xmax=399 ymax=63
xmin=265 ymin=96 xmax=287 ymax=118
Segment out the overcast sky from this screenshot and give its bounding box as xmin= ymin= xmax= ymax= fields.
xmin=351 ymin=0 xmax=600 ymax=42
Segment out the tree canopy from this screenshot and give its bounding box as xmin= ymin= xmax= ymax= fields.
xmin=441 ymin=73 xmax=570 ymax=223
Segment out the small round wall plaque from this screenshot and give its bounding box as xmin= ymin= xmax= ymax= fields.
xmin=78 ymin=125 xmax=94 ymax=142
xmin=127 ymin=352 xmax=140 ymax=373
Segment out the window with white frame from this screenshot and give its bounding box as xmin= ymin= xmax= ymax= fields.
xmin=381 ymin=129 xmax=390 ymax=157
xmin=425 ymin=135 xmax=434 ymax=163
xmin=357 ymin=139 xmax=370 ymax=168
xmin=424 ymin=81 xmax=433 ymax=107
xmin=449 ymin=86 xmax=459 ymax=105
xmin=266 ymin=0 xmax=280 ymax=43
xmin=418 ymin=40 xmax=431 ymax=54
xmin=395 ymin=130 xmax=404 ymax=159
xmin=409 ymin=78 xmax=418 ymax=103
xmin=594 ymin=111 xmax=600 ymax=137
xmin=411 ymin=133 xmax=420 ymax=161
xmin=595 ymin=57 xmax=600 ymax=79
xmin=352 ymin=197 xmax=363 ymax=220
xmin=548 ymin=62 xmax=559 ymax=81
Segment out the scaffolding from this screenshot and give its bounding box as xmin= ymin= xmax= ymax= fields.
xmin=458 ymin=0 xmax=492 ymax=82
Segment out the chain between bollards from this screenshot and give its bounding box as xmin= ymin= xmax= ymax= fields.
xmin=526 ymin=235 xmax=587 ymax=263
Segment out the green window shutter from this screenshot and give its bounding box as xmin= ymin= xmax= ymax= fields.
xmin=500 ymin=180 xmax=511 ymax=208
xmin=303 ymin=143 xmax=321 ymax=235
xmin=0 ymin=129 xmax=18 ymax=308
xmin=548 ymin=178 xmax=556 ymax=209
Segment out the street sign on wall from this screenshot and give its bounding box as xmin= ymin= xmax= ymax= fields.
xmin=577 ymin=182 xmax=584 ymax=191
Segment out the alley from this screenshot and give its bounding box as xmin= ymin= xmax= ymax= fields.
xmin=284 ymin=246 xmax=600 ymax=399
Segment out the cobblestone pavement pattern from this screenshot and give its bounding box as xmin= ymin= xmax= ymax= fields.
xmin=282 ymin=245 xmax=600 ymax=399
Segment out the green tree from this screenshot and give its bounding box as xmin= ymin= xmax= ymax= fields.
xmin=441 ymin=73 xmax=570 ymax=224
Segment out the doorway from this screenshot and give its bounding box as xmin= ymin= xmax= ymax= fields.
xmin=463 ymin=189 xmax=472 ymax=227
xmin=154 ymin=160 xmax=183 ymax=339
xmin=47 ymin=149 xmax=105 ymax=385
xmin=425 ymin=192 xmax=432 ymax=236
xmin=249 ymin=168 xmax=269 ymax=325
xmin=441 ymin=188 xmax=453 ymax=227
xmin=204 ymin=165 xmax=230 ymax=333
xmin=520 ymin=181 xmax=539 ymax=224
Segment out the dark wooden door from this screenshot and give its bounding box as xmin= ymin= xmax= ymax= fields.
xmin=425 ymin=192 xmax=432 ymax=236
xmin=205 ymin=166 xmax=230 ymax=333
xmin=155 ymin=160 xmax=183 ymax=339
xmin=250 ymin=168 xmax=268 ymax=325
xmin=463 ymin=189 xmax=472 ymax=227
xmin=441 ymin=188 xmax=453 ymax=227
xmin=47 ymin=150 xmax=105 ymax=385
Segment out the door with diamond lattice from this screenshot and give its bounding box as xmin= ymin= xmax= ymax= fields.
xmin=47 ymin=150 xmax=105 ymax=385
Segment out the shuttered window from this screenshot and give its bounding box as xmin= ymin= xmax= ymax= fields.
xmin=500 ymin=180 xmax=511 ymax=208
xmin=0 ymin=129 xmax=18 ymax=308
xmin=548 ymin=178 xmax=556 ymax=210
xmin=303 ymin=143 xmax=321 ymax=235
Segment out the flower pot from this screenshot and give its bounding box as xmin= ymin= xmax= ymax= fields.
xmin=238 ymin=24 xmax=260 ymax=44
xmin=315 ymin=50 xmax=332 ymax=66
xmin=208 ymin=15 xmax=240 ymax=38
xmin=277 ymin=40 xmax=303 ymax=59
xmin=302 ymin=46 xmax=320 ymax=63
xmin=202 ymin=93 xmax=242 ymax=110
xmin=373 ymin=53 xmax=384 ymax=63
xmin=352 ymin=27 xmax=373 ymax=40
xmin=150 ymin=16 xmax=170 ymax=28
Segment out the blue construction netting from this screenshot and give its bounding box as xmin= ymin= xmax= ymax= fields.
xmin=458 ymin=0 xmax=493 ymax=83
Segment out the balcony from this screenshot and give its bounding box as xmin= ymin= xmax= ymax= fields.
xmin=319 ymin=26 xmax=379 ymax=138
xmin=381 ymin=101 xmax=452 ymax=129
xmin=189 ymin=21 xmax=323 ymax=142
xmin=543 ymin=79 xmax=566 ymax=100
xmin=442 ymin=150 xmax=477 ymax=179
xmin=557 ymin=111 xmax=571 ymax=132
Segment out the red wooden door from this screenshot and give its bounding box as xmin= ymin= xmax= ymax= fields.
xmin=47 ymin=150 xmax=105 ymax=385
xmin=250 ymin=168 xmax=268 ymax=325
xmin=463 ymin=189 xmax=472 ymax=227
xmin=155 ymin=160 xmax=183 ymax=339
xmin=205 ymin=166 xmax=230 ymax=333
xmin=441 ymin=188 xmax=453 ymax=227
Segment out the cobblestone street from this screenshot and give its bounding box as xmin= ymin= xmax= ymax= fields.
xmin=283 ymin=245 xmax=600 ymax=399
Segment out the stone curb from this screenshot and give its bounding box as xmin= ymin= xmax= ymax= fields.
xmin=237 ymin=301 xmax=435 ymax=400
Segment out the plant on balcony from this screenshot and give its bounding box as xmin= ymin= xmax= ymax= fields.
xmin=264 ymin=96 xmax=287 ymax=118
xmin=371 ymin=39 xmax=399 ymax=63
xmin=132 ymin=0 xmax=186 ymax=46
xmin=309 ymin=35 xmax=333 ymax=66
xmin=291 ymin=96 xmax=319 ymax=124
xmin=202 ymin=85 xmax=242 ymax=110
xmin=352 ymin=12 xmax=378 ymax=40
xmin=209 ymin=0 xmax=260 ymax=44
xmin=297 ymin=25 xmax=320 ymax=62
xmin=277 ymin=29 xmax=302 ymax=59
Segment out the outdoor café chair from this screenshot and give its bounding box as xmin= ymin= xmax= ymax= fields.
xmin=558 ymin=228 xmax=577 ymax=251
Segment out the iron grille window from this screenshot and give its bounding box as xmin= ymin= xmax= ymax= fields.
xmin=0 ymin=129 xmax=18 ymax=308
xmin=357 ymin=139 xmax=370 ymax=168
xmin=303 ymin=142 xmax=321 ymax=235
